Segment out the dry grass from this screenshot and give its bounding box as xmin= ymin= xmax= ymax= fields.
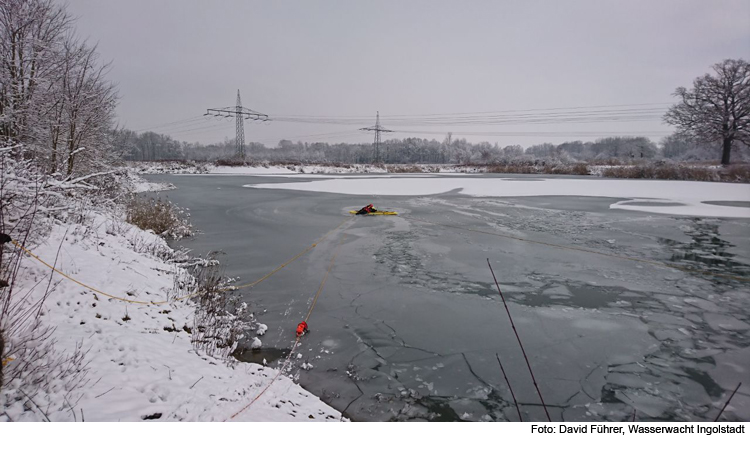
xmin=215 ymin=158 xmax=246 ymax=167
xmin=126 ymin=196 xmax=192 ymax=239
xmin=601 ymin=164 xmax=712 ymax=181
xmin=484 ymin=161 xmax=590 ymax=175
xmin=386 ymin=164 xmax=439 ymax=173
xmin=592 ymin=157 xmax=627 ymax=166
xmin=719 ymin=164 xmax=750 ymax=182
xmin=542 ymin=163 xmax=590 ymax=175
xmin=485 ymin=161 xmax=536 ymax=174
xmin=601 ymin=163 xmax=750 ymax=183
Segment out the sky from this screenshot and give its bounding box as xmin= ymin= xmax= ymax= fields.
xmin=65 ymin=0 xmax=750 ymax=147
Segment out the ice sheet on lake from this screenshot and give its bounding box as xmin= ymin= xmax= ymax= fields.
xmin=244 ymin=176 xmax=750 ymax=217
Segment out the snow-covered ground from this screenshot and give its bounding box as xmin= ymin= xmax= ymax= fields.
xmin=138 ymin=162 xmax=496 ymax=175
xmin=208 ymin=165 xmax=298 ymax=175
xmin=244 ymin=177 xmax=750 ymax=218
xmin=1 ymin=197 xmax=343 ymax=422
xmin=127 ymin=171 xmax=176 ymax=193
xmin=133 ymin=161 xmax=390 ymax=176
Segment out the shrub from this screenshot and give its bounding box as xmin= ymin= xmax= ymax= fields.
xmin=568 ymin=163 xmax=590 ymax=175
xmin=719 ymin=164 xmax=750 ymax=183
xmin=186 ymin=257 xmax=249 ymax=363
xmin=599 ymin=163 xmax=744 ymax=182
xmin=125 ymin=196 xmax=192 ymax=239
xmin=592 ymin=157 xmax=625 ymax=166
xmin=486 ymin=161 xmax=536 ymax=174
xmin=485 ymin=161 xmax=591 ymax=175
xmin=215 ymin=158 xmax=246 ymax=167
xmin=387 ymin=165 xmax=425 ymax=173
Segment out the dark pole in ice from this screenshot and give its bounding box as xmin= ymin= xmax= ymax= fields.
xmin=714 ymin=382 xmax=742 ymax=422
xmin=488 ymin=258 xmax=552 ymax=422
xmin=496 ymin=353 xmax=523 ymax=422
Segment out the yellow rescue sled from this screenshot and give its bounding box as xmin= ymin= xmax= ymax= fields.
xmin=349 ymin=210 xmax=398 ymax=216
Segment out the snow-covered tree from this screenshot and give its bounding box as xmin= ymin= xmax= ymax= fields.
xmin=526 ymin=143 xmax=556 ymax=159
xmin=0 ymin=0 xmax=72 ymax=141
xmin=502 ymin=145 xmax=524 ymax=159
xmin=664 ymin=59 xmax=750 ymax=165
xmin=556 ymin=141 xmax=586 ymax=160
xmin=588 ymin=137 xmax=657 ymax=160
xmin=1 ymin=0 xmax=117 ymax=176
xmin=55 ymin=38 xmax=118 ymax=175
xmin=660 ymin=134 xmax=710 ymax=161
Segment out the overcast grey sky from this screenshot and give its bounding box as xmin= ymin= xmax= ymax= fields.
xmin=65 ymin=0 xmax=749 ymax=147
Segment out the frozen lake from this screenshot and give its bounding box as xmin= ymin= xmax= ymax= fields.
xmin=147 ymin=173 xmax=750 ymax=421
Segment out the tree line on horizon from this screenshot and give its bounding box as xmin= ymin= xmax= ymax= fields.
xmin=114 ymin=130 xmax=749 ymax=165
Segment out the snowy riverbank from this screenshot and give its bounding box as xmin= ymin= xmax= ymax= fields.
xmin=1 ymin=177 xmax=343 ymax=422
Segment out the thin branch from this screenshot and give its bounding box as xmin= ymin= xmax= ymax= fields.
xmin=190 ymin=376 xmax=204 ymax=389
xmin=18 ymin=388 xmax=51 ymax=422
xmin=94 ymin=386 xmax=115 ymax=399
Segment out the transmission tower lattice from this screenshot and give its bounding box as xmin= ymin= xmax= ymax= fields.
xmin=360 ymin=111 xmax=393 ymax=164
xmin=235 ymin=90 xmax=245 ymax=157
xmin=205 ymin=89 xmax=268 ymax=159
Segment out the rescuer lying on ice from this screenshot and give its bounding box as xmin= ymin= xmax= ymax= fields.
xmin=355 ymin=204 xmax=378 ymax=215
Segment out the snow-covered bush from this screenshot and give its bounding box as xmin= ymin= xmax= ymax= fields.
xmin=186 ymin=258 xmax=251 ymax=364
xmin=125 ymin=196 xmax=192 ymax=240
xmin=482 ymin=160 xmax=590 ymax=175
xmin=131 ymin=161 xmax=210 ymax=175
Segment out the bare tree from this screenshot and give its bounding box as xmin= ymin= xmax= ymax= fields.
xmin=0 ymin=0 xmax=73 ymax=141
xmin=1 ymin=1 xmax=117 ymax=178
xmin=58 ymin=39 xmax=117 ymax=176
xmin=664 ymin=59 xmax=750 ymax=165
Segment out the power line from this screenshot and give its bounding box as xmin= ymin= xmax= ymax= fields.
xmin=373 ymin=102 xmax=674 ymax=118
xmin=131 ymin=101 xmax=675 ymax=145
xmin=267 ymin=102 xmax=673 ymax=120
xmin=271 ymin=108 xmax=668 ymax=127
xmin=254 ymin=130 xmax=366 ymax=146
xmin=133 ymin=116 xmax=207 ymax=133
xmin=391 ymin=130 xmax=672 ymax=138
xmin=167 ymin=122 xmax=235 ymax=138
xmin=144 ymin=118 xmax=221 ymax=134
xmin=132 ymin=102 xmax=673 ymax=134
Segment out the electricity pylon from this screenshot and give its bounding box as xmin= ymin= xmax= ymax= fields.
xmin=205 ymin=89 xmax=268 ymax=159
xmin=360 ymin=111 xmax=393 ymax=164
